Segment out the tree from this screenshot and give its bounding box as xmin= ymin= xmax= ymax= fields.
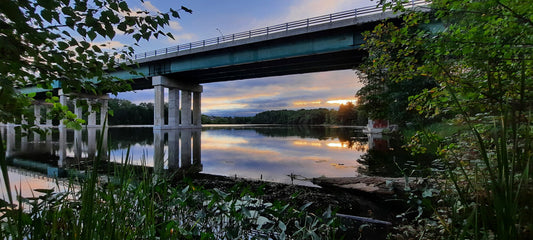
xmin=363 ymin=0 xmax=532 ymax=238
xmin=356 ymin=20 xmax=437 ymax=126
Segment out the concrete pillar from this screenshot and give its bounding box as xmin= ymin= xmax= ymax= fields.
xmin=88 ymin=103 xmax=97 ymax=127
xmin=181 ymin=90 xmax=192 ymax=127
xmin=168 ymin=129 xmax=180 ymax=169
xmin=6 ymin=125 xmax=16 ymax=157
xmin=74 ymin=129 xmax=82 ymax=160
xmin=193 ymin=92 xmax=202 ymax=128
xmin=168 ymin=88 xmax=180 ymax=128
xmin=33 ymin=130 xmax=40 ymax=148
xmin=99 ymin=128 xmax=109 ymax=159
xmin=192 ymin=129 xmax=202 ymax=169
xmin=154 ymin=85 xmax=165 ymax=129
xmin=153 ymin=129 xmax=165 ymax=177
xmin=87 ymin=127 xmax=96 ymax=159
xmin=180 ymin=129 xmax=192 ymax=168
xmin=75 ymin=101 xmax=83 ymax=121
xmin=21 ymin=129 xmax=28 ymax=152
xmin=100 ymin=97 xmax=108 ymax=126
xmin=34 ymin=105 xmax=41 ymax=125
xmin=45 ymin=106 xmax=52 ymax=126
xmin=59 ymin=90 xmax=68 ymax=127
xmin=58 ymin=126 xmax=67 ymax=167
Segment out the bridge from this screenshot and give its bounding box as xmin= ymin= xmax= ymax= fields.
xmin=18 ymin=1 xmax=429 ymax=130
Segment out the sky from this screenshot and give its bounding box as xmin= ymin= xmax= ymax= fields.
xmin=108 ymin=0 xmax=376 ymax=116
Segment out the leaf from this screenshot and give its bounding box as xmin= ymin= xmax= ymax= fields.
xmin=299 ymin=201 xmax=313 ymax=211
xmin=41 ymin=9 xmax=53 ymax=22
xmin=170 ymin=9 xmax=180 ymax=18
xmin=256 ymin=216 xmax=271 ymax=229
xmin=87 ymin=31 xmax=97 ymax=41
xmin=34 ymin=188 xmax=54 ymax=194
xmin=118 ymin=1 xmax=129 ymax=11
xmin=278 ymin=221 xmax=287 ymax=232
xmin=57 ymin=41 xmax=69 ymax=50
xmin=181 ymin=6 xmax=193 ymax=14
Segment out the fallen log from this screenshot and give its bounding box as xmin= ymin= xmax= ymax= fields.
xmin=312 ymin=175 xmax=427 ymax=198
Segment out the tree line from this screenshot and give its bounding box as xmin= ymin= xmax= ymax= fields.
xmin=107 ymin=99 xmax=368 ymax=126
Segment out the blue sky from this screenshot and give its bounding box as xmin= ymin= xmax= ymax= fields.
xmin=108 ymin=0 xmax=375 ymax=116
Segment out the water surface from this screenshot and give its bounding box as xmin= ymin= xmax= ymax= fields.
xmin=1 ymin=125 xmax=377 ymax=199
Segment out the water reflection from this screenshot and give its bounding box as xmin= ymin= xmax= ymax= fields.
xmin=2 ymin=125 xmax=376 ymax=187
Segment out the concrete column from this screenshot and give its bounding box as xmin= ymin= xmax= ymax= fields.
xmin=168 ymin=88 xmax=180 ymax=128
xmin=34 ymin=105 xmax=41 ymax=125
xmin=33 ymin=130 xmax=40 ymax=148
xmin=181 ymin=90 xmax=192 ymax=127
xmin=154 ymin=85 xmax=165 ymax=129
xmin=192 ymin=129 xmax=202 ymax=170
xmin=88 ymin=103 xmax=97 ymax=127
xmin=6 ymin=125 xmax=15 ymax=157
xmin=193 ymin=92 xmax=202 ymax=128
xmin=21 ymin=129 xmax=28 ymax=152
xmin=74 ymin=129 xmax=82 ymax=160
xmin=58 ymin=126 xmax=67 ymax=167
xmin=153 ymin=129 xmax=165 ymax=177
xmin=59 ymin=89 xmax=68 ymax=127
xmin=180 ymin=129 xmax=192 ymax=168
xmin=168 ymin=129 xmax=180 ymax=169
xmin=100 ymin=97 xmax=108 ymax=126
xmin=74 ymin=101 xmax=83 ymax=121
xmin=45 ymin=106 xmax=52 ymax=126
xmin=99 ymin=128 xmax=109 ymax=159
xmin=87 ymin=127 xmax=96 ymax=159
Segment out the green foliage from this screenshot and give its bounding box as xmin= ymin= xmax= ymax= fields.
xmin=108 ymin=99 xmax=154 ymax=125
xmin=356 ymin=16 xmax=438 ymax=126
xmin=363 ymin=0 xmax=533 ymax=239
xmin=250 ymin=107 xmax=367 ymax=125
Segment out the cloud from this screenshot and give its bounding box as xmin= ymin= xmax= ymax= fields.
xmin=143 ymin=1 xmax=160 ymax=13
xmin=166 ymin=33 xmax=196 ymax=44
xmin=200 ymin=70 xmax=363 ymax=116
xmin=251 ymin=0 xmax=375 ymax=28
xmin=168 ymin=21 xmax=183 ymax=31
xmin=285 ymin=0 xmax=374 ymax=20
xmin=91 ymin=40 xmax=126 ymax=49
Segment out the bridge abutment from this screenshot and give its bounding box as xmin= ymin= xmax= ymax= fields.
xmin=152 ymin=76 xmax=202 ymax=129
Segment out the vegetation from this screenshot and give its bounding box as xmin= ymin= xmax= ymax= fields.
xmin=108 ymin=98 xmax=368 ymax=125
xmin=358 ymin=0 xmax=532 ymax=239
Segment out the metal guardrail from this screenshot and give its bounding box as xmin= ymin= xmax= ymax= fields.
xmin=124 ymin=0 xmax=428 ymax=62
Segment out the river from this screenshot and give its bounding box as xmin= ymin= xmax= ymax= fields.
xmin=1 ymin=125 xmax=406 ymax=199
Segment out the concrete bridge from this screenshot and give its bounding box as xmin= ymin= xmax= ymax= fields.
xmin=18 ymin=1 xmax=429 ymax=129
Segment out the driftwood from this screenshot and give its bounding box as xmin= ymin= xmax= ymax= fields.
xmin=312 ymin=175 xmax=426 ymax=198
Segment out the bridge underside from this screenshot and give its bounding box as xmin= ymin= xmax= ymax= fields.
xmin=172 ymin=49 xmax=364 ymax=84
xmin=129 ymin=49 xmax=365 ymax=89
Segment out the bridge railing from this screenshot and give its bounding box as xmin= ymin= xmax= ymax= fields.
xmin=125 ymin=0 xmax=428 ymax=62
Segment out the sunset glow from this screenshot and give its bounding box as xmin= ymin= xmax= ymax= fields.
xmin=293 ymin=100 xmax=322 ymax=106
xmin=326 ymin=99 xmax=357 ymax=105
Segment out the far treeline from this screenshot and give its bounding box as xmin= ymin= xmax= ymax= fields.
xmin=107 ymin=99 xmax=368 ymax=126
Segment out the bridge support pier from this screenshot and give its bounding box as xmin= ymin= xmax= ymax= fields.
xmin=152 ymin=76 xmax=203 ymax=129
xmin=153 ymin=128 xmax=203 ymax=176
xmin=72 ymin=94 xmax=109 ymax=128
